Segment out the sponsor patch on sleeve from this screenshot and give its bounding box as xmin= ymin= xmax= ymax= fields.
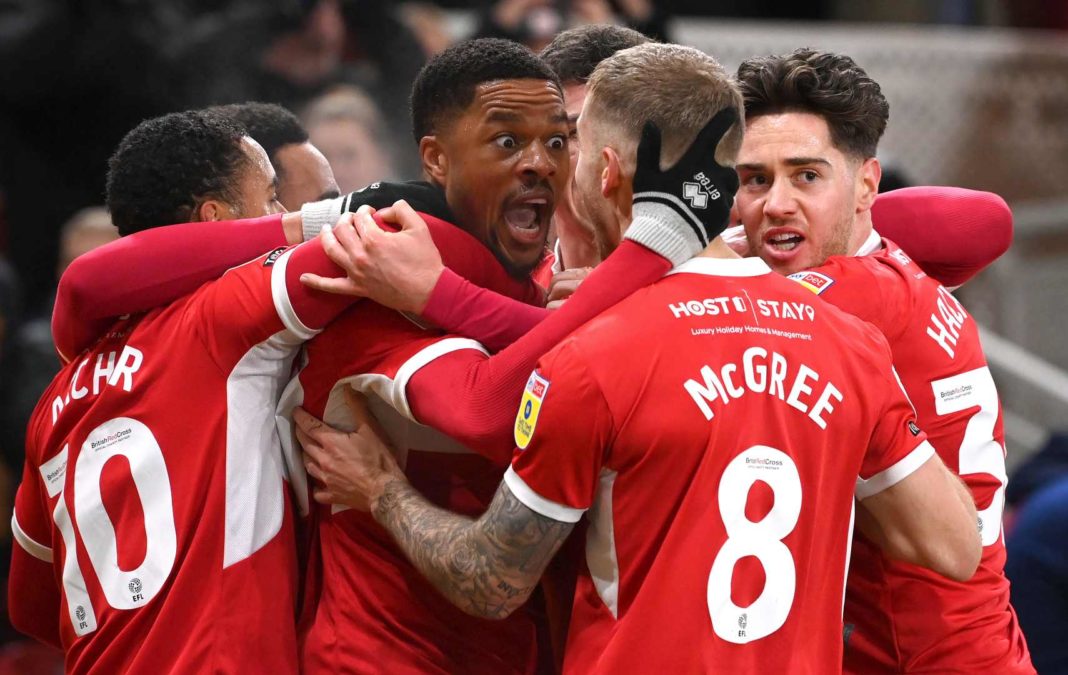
xmin=515 ymin=371 xmax=550 ymax=450
xmin=263 ymin=247 xmax=287 ymax=267
xmin=787 ymin=270 xmax=835 ymax=295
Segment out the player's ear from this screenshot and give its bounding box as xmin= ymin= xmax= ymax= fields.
xmin=856 ymin=157 xmax=881 ymax=212
xmin=601 ymin=146 xmax=623 ymax=199
xmin=196 ymin=199 xmax=227 ymax=222
xmin=420 ymin=136 xmax=448 ymax=185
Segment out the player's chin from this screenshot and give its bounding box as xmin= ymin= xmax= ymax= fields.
xmin=497 ymin=241 xmax=545 ymax=279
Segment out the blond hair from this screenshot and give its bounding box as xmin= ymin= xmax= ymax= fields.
xmin=585 ymin=43 xmax=744 ymax=169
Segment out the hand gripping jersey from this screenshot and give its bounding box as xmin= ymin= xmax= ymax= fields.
xmin=506 ymin=256 xmax=934 ymax=674
xmin=795 ymin=239 xmax=1034 ymax=673
xmin=282 ymin=221 xmax=545 ymax=675
xmin=11 ymin=247 xmax=324 ymax=674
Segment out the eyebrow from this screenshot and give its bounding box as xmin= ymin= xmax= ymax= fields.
xmin=737 ymin=157 xmax=832 ymax=171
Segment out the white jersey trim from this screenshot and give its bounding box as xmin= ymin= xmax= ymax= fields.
xmin=271 ymin=248 xmax=319 ymax=341
xmin=12 ymin=513 xmax=53 ymax=562
xmin=668 ymin=256 xmax=771 ymax=278
xmin=586 ymin=469 xmax=620 ymax=618
xmin=855 ymin=440 xmax=936 ymax=500
xmin=391 ymin=337 xmax=488 ymax=421
xmin=504 ymin=466 xmax=585 ymax=523
xmin=853 ymin=229 xmax=883 ymax=257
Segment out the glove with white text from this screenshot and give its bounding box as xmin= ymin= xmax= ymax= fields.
xmin=624 ymin=108 xmax=741 ymax=266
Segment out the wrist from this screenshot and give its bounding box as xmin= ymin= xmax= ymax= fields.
xmin=370 ymin=475 xmax=409 ymax=522
xmin=411 ymin=265 xmax=445 ymax=314
xmin=625 ymin=201 xmax=708 ymax=266
xmin=281 ymin=212 xmax=304 ymax=245
xmin=300 ymin=196 xmax=347 ymax=241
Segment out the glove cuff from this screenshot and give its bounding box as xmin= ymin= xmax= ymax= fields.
xmin=625 ymin=201 xmax=708 ymax=267
xmin=300 ymin=196 xmax=347 ymax=241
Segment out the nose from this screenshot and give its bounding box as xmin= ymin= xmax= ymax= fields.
xmin=762 ymin=177 xmax=797 ymax=221
xmin=517 ymin=140 xmax=557 ymax=183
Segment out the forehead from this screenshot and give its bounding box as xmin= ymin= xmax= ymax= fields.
xmin=740 ymin=112 xmax=839 ymax=160
xmin=467 ymin=79 xmax=565 ymax=123
xmin=240 ymin=136 xmax=276 ymax=181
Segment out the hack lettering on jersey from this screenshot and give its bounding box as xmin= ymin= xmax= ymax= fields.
xmin=668 ymin=296 xmax=815 ymax=321
xmin=925 ymin=286 xmax=969 ymax=358
xmin=684 ymin=347 xmax=843 ymax=429
xmin=51 ymin=346 xmax=144 ymax=424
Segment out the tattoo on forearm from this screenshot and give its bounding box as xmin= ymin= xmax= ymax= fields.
xmin=373 ymin=479 xmax=574 ymax=619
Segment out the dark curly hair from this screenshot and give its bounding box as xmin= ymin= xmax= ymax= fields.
xmin=410 ymin=38 xmax=560 ymax=144
xmin=210 ymin=102 xmax=308 ymax=166
xmin=735 ymin=48 xmax=889 ymax=159
xmin=539 ymin=24 xmax=650 ymax=85
xmin=106 ymin=110 xmax=249 ymax=236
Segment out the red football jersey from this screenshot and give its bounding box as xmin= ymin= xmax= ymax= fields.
xmin=506 ymin=256 xmax=934 ymax=674
xmin=11 ymin=247 xmax=318 ymax=674
xmin=281 ymin=222 xmax=544 ymax=675
xmin=796 ymin=239 xmax=1034 ymax=673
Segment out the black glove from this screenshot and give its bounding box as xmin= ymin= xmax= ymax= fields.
xmin=625 ymin=108 xmax=741 ymax=265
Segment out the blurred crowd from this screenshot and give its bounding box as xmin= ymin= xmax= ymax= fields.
xmin=0 ymin=0 xmax=1066 ymax=672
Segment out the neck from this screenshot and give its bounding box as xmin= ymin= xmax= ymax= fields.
xmin=557 ymin=223 xmax=600 ymax=269
xmin=847 ymin=212 xmax=875 ymax=256
xmin=696 ymin=236 xmax=742 ymax=260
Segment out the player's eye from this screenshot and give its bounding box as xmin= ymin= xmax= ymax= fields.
xmin=742 ymin=174 xmax=768 ymax=188
xmin=797 ymin=170 xmax=819 ymax=183
xmin=547 ymin=135 xmax=567 ymax=151
xmin=495 ymin=135 xmax=518 ymax=150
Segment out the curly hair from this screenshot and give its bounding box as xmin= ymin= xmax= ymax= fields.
xmin=210 ymin=102 xmax=308 ymax=165
xmin=409 ymin=38 xmax=560 ymax=143
xmin=539 ymin=24 xmax=650 ymax=85
xmin=106 ymin=110 xmax=249 ymax=236
xmin=735 ymin=48 xmax=889 ymax=159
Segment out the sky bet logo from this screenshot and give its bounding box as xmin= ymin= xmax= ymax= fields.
xmin=682 ymin=172 xmax=722 ymax=209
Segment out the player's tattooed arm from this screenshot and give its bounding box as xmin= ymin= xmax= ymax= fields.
xmin=293 ymin=395 xmax=574 ymax=619
xmin=373 ymin=479 xmax=574 ymax=619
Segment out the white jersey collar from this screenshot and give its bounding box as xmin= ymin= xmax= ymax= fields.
xmin=853 ymin=229 xmax=883 ymax=257
xmin=669 ymin=256 xmax=772 ymax=278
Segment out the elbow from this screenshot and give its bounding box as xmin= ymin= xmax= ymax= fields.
xmin=982 ymin=191 xmax=1014 ymax=259
xmin=455 ymin=588 xmax=530 ymax=621
xmin=928 ymin=531 xmax=982 ymax=582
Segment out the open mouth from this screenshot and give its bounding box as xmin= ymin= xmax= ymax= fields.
xmin=765 ymin=231 xmax=805 ymax=252
xmin=503 ymin=193 xmax=552 ymax=245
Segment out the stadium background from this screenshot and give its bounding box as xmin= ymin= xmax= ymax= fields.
xmin=0 ymin=0 xmax=1065 ymax=671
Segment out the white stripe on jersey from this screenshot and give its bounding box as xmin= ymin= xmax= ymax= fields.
xmin=586 ymin=469 xmax=621 ymax=618
xmin=855 ymin=440 xmax=936 ymax=500
xmin=12 ymin=513 xmax=53 ymax=562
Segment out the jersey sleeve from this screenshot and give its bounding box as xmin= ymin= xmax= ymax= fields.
xmin=871 ymin=187 xmax=1012 ymax=288
xmin=504 ymin=339 xmax=615 ymax=523
xmin=405 ymin=240 xmax=671 ymax=458
xmin=421 ymin=268 xmax=550 ymax=353
xmin=9 ymin=427 xmax=62 ymax=647
xmin=188 ymin=239 xmax=355 ymax=370
xmin=52 ymin=214 xmax=288 ymax=362
xmin=854 ymin=337 xmax=936 ymax=500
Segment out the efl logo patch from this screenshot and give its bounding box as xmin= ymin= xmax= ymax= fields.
xmin=787 ymin=271 xmax=835 ymax=295
xmin=263 ymin=247 xmax=287 ymax=267
xmin=515 ymin=371 xmax=550 ymax=450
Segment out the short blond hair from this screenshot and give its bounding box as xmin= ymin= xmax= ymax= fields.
xmin=585 ymin=43 xmax=744 ymax=169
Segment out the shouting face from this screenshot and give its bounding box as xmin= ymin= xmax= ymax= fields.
xmin=429 ymin=79 xmax=569 ymax=277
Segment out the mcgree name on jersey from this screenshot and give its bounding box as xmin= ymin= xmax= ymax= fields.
xmin=50 ymin=346 xmax=144 ymax=425
xmin=684 ymin=346 xmax=843 ymax=429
